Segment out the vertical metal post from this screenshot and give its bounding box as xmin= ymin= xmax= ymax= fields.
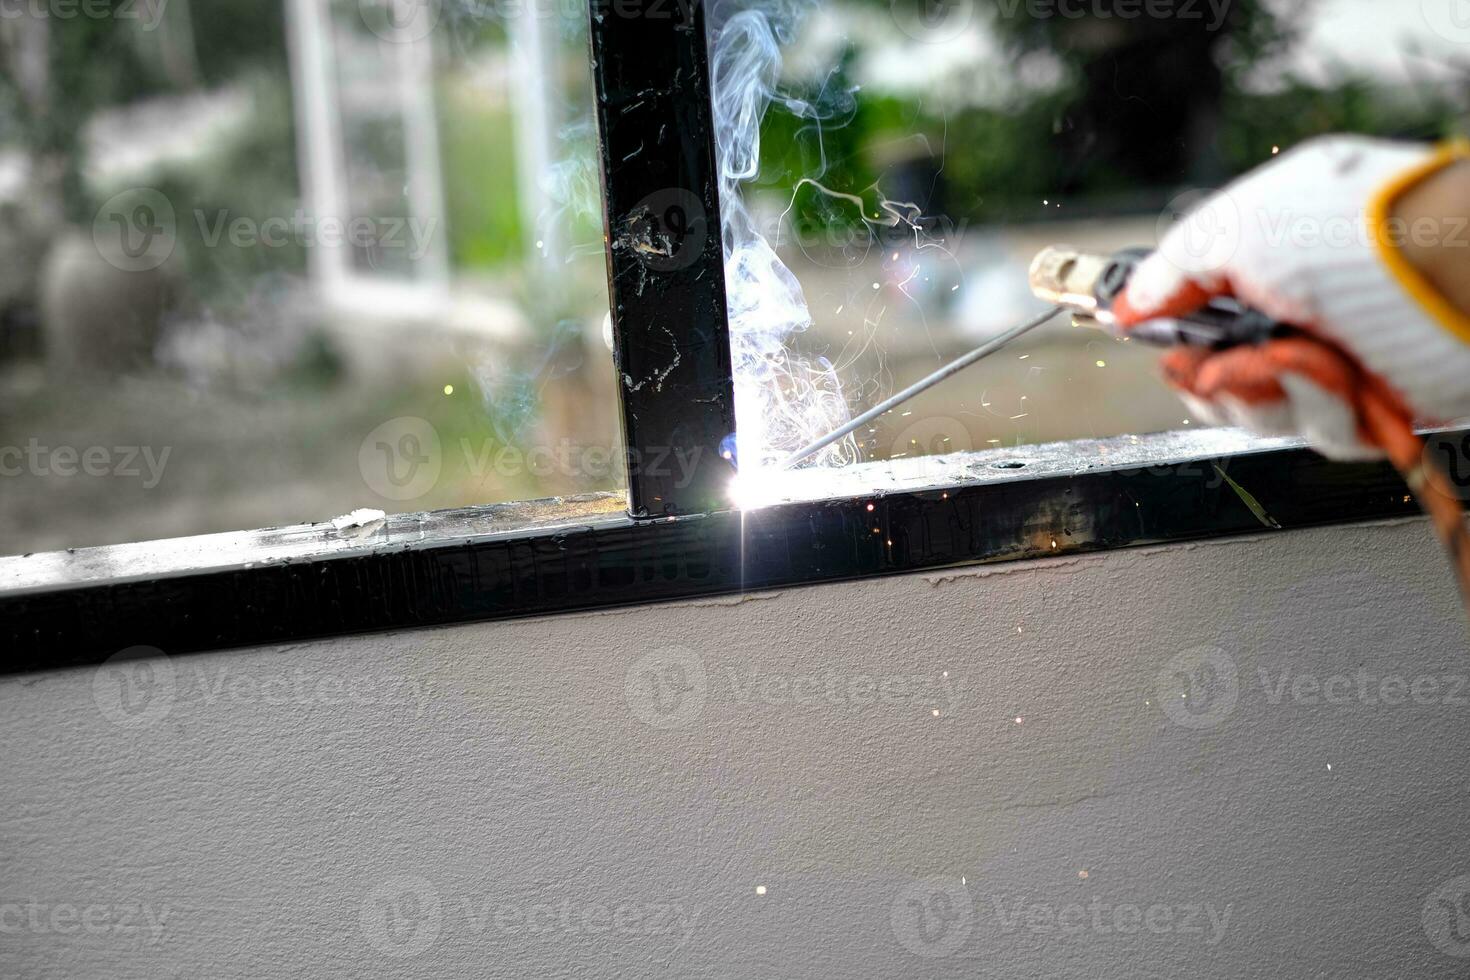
xmin=588 ymin=0 xmax=737 ymax=518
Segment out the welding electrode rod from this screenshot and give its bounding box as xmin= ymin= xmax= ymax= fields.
xmin=778 ymin=305 xmax=1065 ymax=470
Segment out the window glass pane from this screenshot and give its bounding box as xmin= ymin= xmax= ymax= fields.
xmin=723 ymin=0 xmax=1465 ymax=473
xmin=0 ymin=0 xmax=615 ymax=554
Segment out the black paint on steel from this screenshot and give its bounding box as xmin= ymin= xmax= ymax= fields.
xmin=1 ymin=437 xmax=1457 ymax=674
xmin=588 ymin=0 xmax=737 ymax=518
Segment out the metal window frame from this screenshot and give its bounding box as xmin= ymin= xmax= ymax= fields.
xmin=589 ymin=0 xmax=736 ymax=518
xmin=0 ymin=428 xmax=1460 ymax=672
xmin=0 ymin=1 xmax=1461 ymax=671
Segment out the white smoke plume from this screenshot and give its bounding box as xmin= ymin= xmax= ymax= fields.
xmin=707 ymin=1 xmax=858 ymax=471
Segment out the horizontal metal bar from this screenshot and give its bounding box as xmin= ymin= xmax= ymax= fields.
xmin=1 ymin=429 xmax=1455 ymax=674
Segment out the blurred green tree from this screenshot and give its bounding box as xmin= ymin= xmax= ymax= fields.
xmin=986 ymin=0 xmax=1301 ymax=189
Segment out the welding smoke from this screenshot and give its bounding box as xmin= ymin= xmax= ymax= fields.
xmin=708 ymin=1 xmax=858 ymax=471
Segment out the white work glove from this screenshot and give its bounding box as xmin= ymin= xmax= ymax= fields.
xmin=1114 ymin=135 xmax=1470 ymax=460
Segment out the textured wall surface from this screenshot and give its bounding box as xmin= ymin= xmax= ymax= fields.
xmin=3 ymin=518 xmax=1469 ymax=978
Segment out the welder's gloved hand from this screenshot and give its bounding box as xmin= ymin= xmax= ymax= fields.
xmin=1113 ymin=135 xmax=1470 ymax=461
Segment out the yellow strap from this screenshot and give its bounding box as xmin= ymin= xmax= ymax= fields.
xmin=1368 ymin=139 xmax=1470 ymax=346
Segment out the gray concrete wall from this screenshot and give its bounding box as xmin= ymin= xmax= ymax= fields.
xmin=3 ymin=517 xmax=1468 ymax=978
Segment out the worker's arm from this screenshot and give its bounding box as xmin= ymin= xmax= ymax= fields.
xmin=1113 ymin=136 xmax=1470 ymax=460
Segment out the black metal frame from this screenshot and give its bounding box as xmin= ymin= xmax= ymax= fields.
xmin=1 ymin=430 xmax=1454 ymax=672
xmin=589 ymin=0 xmax=737 ymax=518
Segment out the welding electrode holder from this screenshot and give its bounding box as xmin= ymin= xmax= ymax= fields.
xmin=1029 ymin=245 xmax=1288 ymax=349
xmin=1030 ymin=244 xmax=1470 ymax=624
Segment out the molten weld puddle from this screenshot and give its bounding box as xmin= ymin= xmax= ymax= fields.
xmin=728 ymin=470 xmax=797 ymax=511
